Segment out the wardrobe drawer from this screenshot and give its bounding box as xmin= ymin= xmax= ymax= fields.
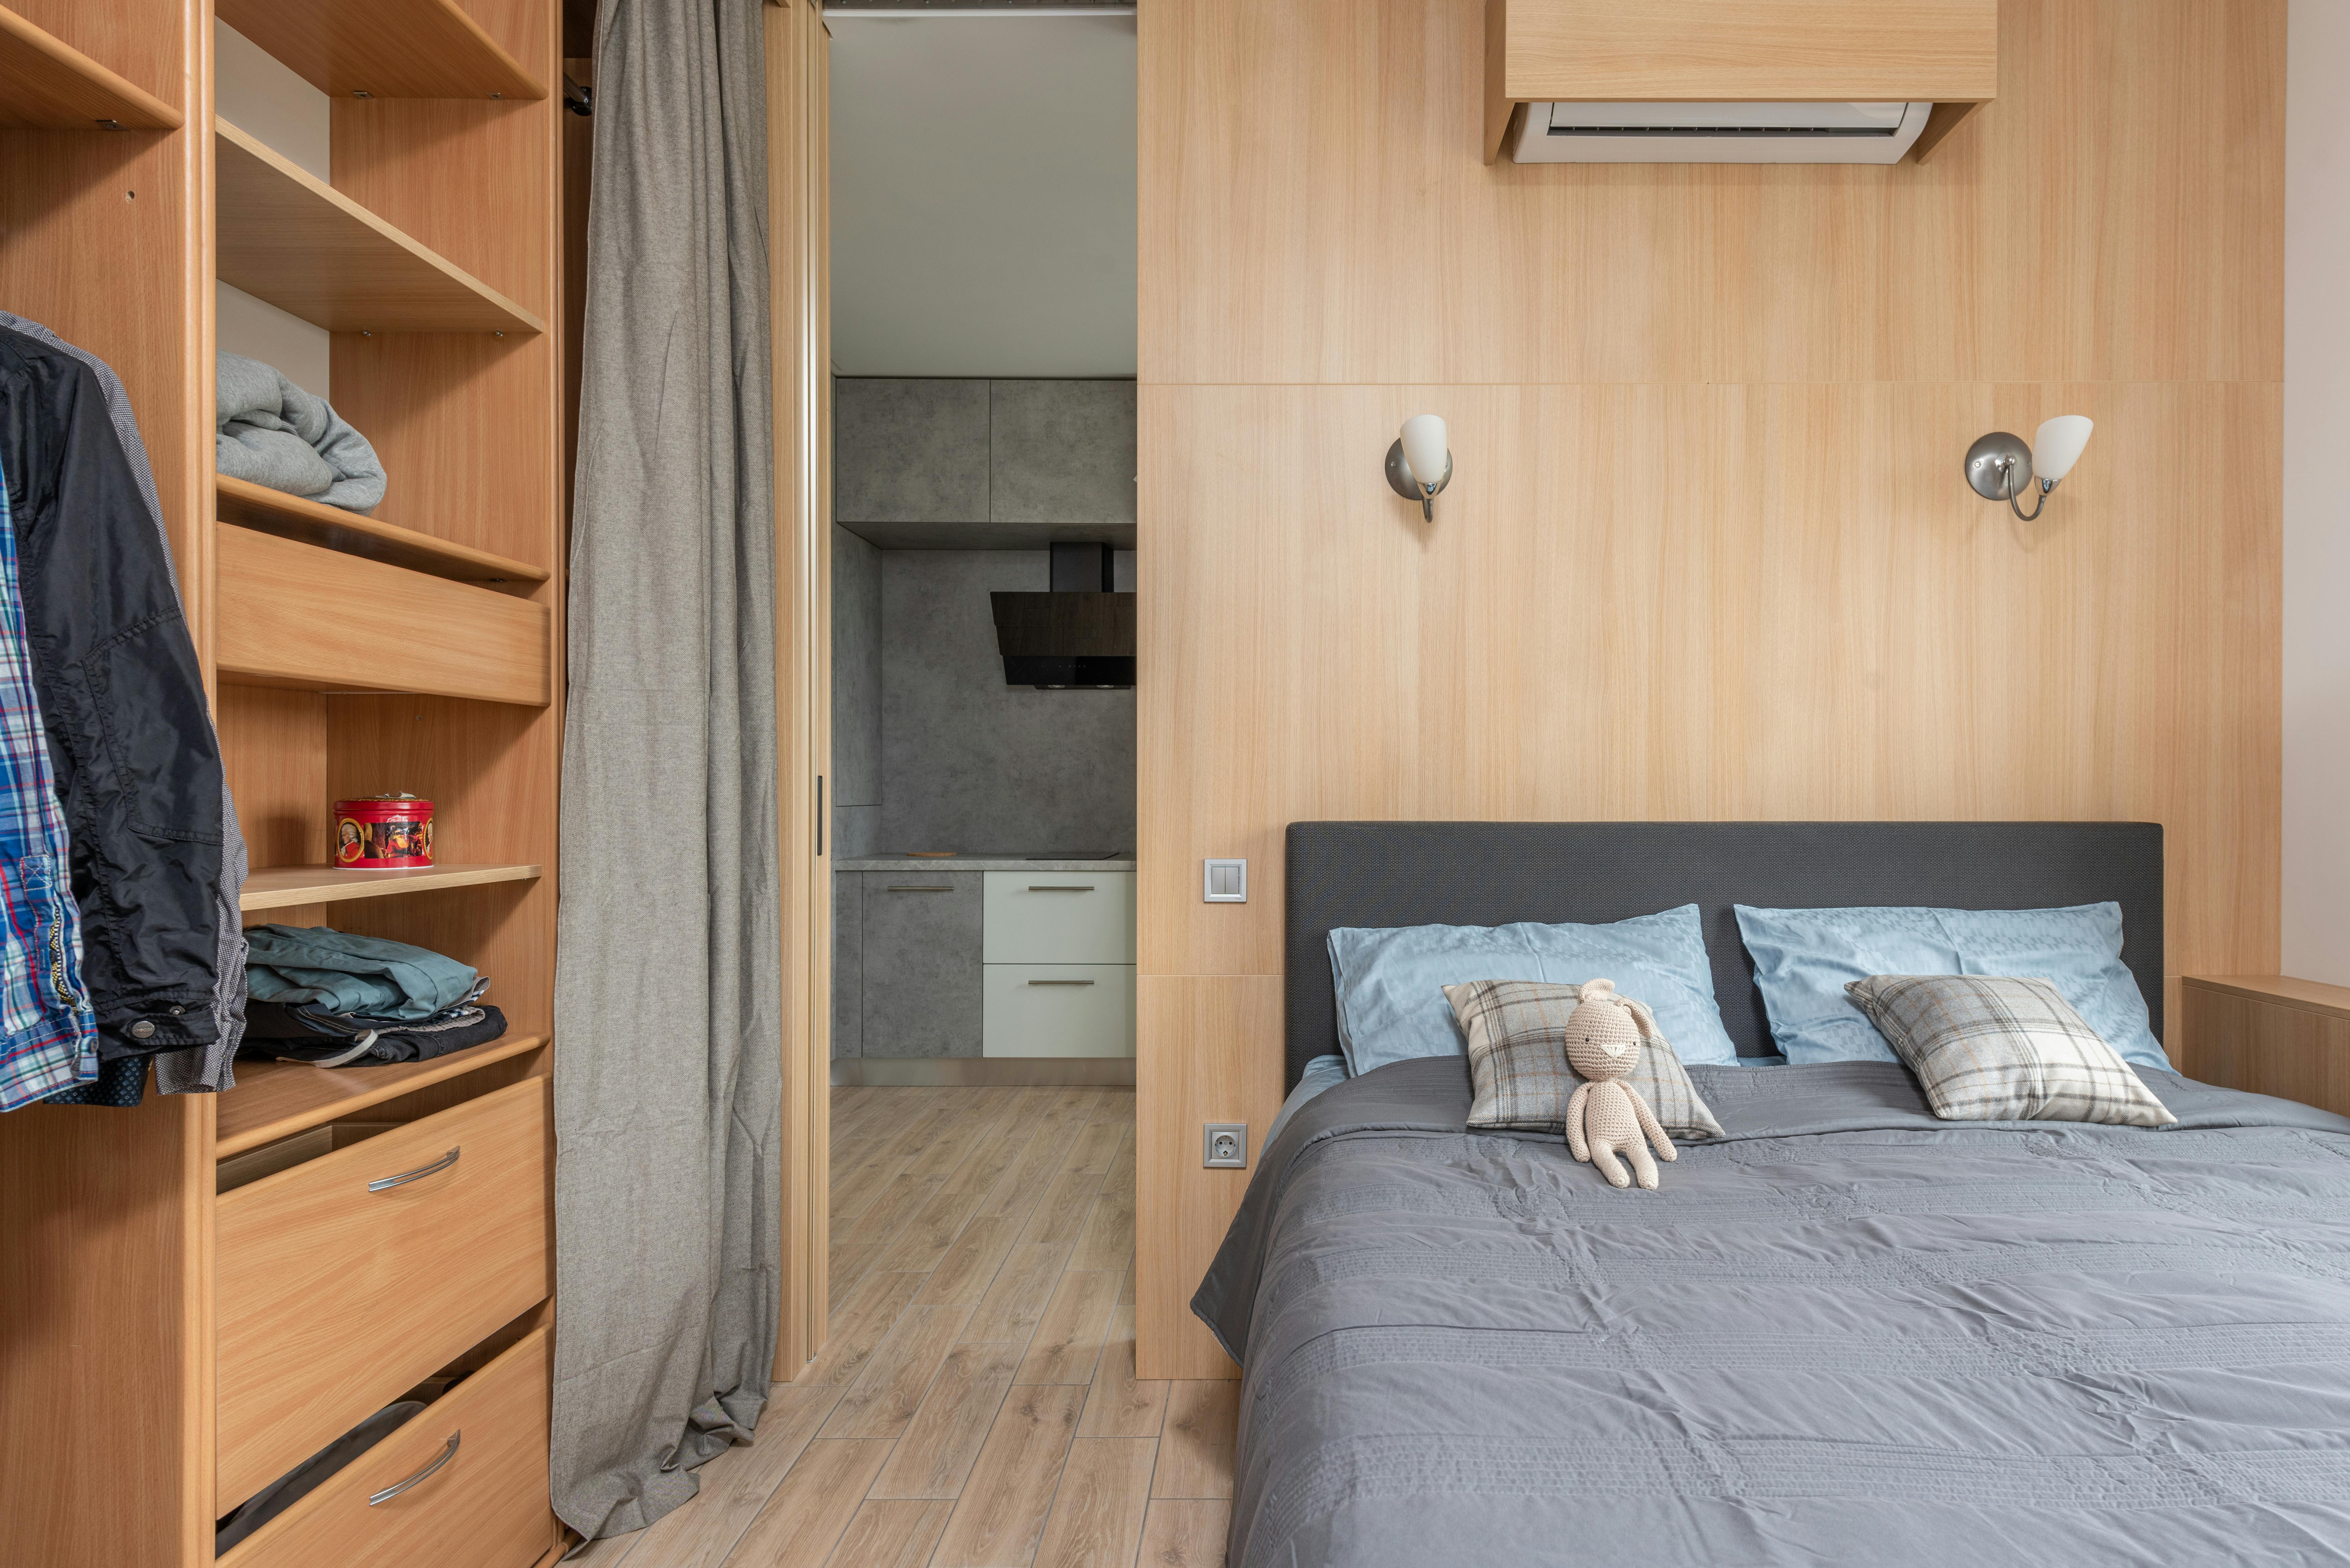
xmin=216 ymin=1076 xmax=552 ymax=1514
xmin=982 ymin=871 xmax=1135 ymax=964
xmin=982 ymin=964 xmax=1136 ymax=1057
xmin=222 ymin=1325 xmax=553 ymax=1568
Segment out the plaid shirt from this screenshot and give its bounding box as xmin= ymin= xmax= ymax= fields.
xmin=0 ymin=452 xmax=95 ymax=1109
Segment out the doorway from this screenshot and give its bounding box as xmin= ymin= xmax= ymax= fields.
xmin=785 ymin=0 xmax=1140 ymax=1380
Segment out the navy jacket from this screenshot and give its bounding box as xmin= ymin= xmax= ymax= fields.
xmin=0 ymin=330 xmax=222 ymax=1059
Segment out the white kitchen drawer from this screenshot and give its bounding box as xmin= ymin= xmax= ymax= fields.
xmin=982 ymin=964 xmax=1136 ymax=1057
xmin=983 ymin=872 xmax=1135 ymax=964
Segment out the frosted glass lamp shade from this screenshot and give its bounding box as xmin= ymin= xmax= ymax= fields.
xmin=1400 ymin=415 xmax=1449 ymax=488
xmin=2032 ymin=416 xmax=2094 ymax=484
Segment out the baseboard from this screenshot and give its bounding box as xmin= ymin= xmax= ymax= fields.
xmin=831 ymin=1056 xmax=1136 ymax=1087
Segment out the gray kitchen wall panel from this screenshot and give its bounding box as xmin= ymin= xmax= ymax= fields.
xmin=832 ymin=524 xmax=883 ymax=808
xmin=860 ymin=872 xmax=984 ymax=1058
xmin=834 ymin=378 xmax=989 ymax=523
xmin=989 ymin=380 xmax=1137 ymax=525
xmin=832 ymin=805 xmax=881 ymax=860
xmin=879 ymin=551 xmax=1135 ymax=853
xmin=832 ymin=872 xmax=863 ymax=1058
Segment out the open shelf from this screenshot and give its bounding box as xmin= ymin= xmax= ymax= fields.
xmin=217 ymin=475 xmax=548 ymax=588
xmin=241 ymin=861 xmax=543 ymax=913
xmin=215 ymin=117 xmax=545 ymax=335
xmin=0 ymin=4 xmax=182 ymax=129
xmin=215 ymin=1034 xmax=548 ymax=1159
xmin=217 ymin=524 xmax=551 ymax=705
xmin=213 ymin=0 xmax=544 ymax=102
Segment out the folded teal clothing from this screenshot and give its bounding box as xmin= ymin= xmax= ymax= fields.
xmin=245 ymin=925 xmax=479 ymax=1021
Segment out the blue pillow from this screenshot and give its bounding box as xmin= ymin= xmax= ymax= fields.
xmin=1733 ymin=901 xmax=2168 ymax=1070
xmin=1326 ymin=905 xmax=1741 ymax=1074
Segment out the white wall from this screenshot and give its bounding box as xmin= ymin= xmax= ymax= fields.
xmin=2286 ymin=0 xmax=2350 ymax=983
xmin=829 ymin=15 xmax=1136 ymax=377
xmin=214 ymin=23 xmax=332 ymax=396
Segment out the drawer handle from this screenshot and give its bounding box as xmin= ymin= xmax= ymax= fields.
xmin=369 ymin=1431 xmax=460 ymax=1506
xmin=1028 ymin=979 xmax=1096 ymax=986
xmin=1027 ymin=885 xmax=1095 ymax=892
xmin=886 ymin=885 xmax=954 ymax=893
xmin=368 ymin=1147 xmax=461 ymax=1193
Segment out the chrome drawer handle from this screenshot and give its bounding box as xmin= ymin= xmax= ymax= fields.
xmin=886 ymin=885 xmax=954 ymax=893
xmin=368 ymin=1147 xmax=460 ymax=1193
xmin=1027 ymin=885 xmax=1095 ymax=892
xmin=368 ymin=1432 xmax=459 ymax=1506
xmin=1028 ymin=979 xmax=1096 ymax=986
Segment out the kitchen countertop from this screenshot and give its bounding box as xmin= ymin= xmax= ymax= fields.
xmin=834 ymin=855 xmax=1136 ymax=873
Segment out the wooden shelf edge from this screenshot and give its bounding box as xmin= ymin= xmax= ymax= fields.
xmin=217 ymin=477 xmax=550 ymax=587
xmin=241 ymin=862 xmax=544 ymax=912
xmin=215 ymin=1033 xmax=548 ymax=1158
xmin=409 ymin=0 xmax=547 ymax=100
xmin=215 ymin=526 xmax=553 ymax=706
xmin=2183 ymin=974 xmax=2350 ymax=1024
xmin=215 ymin=116 xmax=548 ymax=336
xmin=0 ymin=5 xmax=183 ymax=130
xmin=214 ymin=0 xmax=547 ymax=102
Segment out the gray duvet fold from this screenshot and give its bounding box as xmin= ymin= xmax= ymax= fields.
xmin=1195 ymin=1057 xmax=2350 ymax=1567
xmin=216 ymin=351 xmax=386 ymax=513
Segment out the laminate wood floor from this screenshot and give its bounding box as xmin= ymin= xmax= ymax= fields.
xmin=578 ymin=1085 xmax=1233 ymax=1568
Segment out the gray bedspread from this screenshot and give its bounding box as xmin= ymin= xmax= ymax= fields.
xmin=1194 ymin=1056 xmax=2350 ymax=1566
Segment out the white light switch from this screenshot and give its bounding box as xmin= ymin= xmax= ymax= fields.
xmin=1204 ymin=858 xmax=1246 ymax=903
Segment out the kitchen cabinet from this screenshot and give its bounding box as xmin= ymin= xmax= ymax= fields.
xmin=982 ymin=872 xmax=1136 ymax=964
xmin=982 ymin=964 xmax=1136 ymax=1057
xmin=860 ymin=871 xmax=984 ymax=1058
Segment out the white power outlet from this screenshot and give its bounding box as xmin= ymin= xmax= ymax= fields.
xmin=1204 ymin=1122 xmax=1248 ymax=1169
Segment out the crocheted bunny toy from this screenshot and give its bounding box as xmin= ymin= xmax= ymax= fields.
xmin=1563 ymin=978 xmax=1678 ymax=1190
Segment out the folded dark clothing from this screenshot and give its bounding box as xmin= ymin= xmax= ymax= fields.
xmin=241 ymin=999 xmax=508 ymax=1066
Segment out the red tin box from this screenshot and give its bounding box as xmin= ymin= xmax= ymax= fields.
xmin=334 ymin=794 xmax=434 ymax=868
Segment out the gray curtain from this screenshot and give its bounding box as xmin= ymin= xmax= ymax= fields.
xmin=551 ymin=0 xmax=782 ymax=1540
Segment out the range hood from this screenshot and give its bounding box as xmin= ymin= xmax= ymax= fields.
xmin=990 ymin=543 xmax=1135 ymax=689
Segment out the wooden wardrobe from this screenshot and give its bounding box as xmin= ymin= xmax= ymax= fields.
xmin=0 ymin=0 xmax=566 ymax=1562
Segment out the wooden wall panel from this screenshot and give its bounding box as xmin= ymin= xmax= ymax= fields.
xmin=0 ymin=2 xmax=215 ymax=1558
xmin=1134 ymin=0 xmax=2286 ymax=1377
xmin=1138 ymin=0 xmax=2283 ymax=388
xmin=326 ymin=695 xmax=560 ymax=1042
xmin=1139 ymin=380 xmax=2281 ymax=981
xmin=1496 ymin=0 xmax=2000 ymax=104
xmin=1134 ymin=977 xmax=1285 ymax=1375
xmin=219 ymin=683 xmax=330 ymax=869
xmin=0 ymin=3 xmax=214 ymax=660
xmin=327 ymin=0 xmax=559 ymax=570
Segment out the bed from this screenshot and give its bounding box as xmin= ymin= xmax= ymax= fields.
xmin=1192 ymin=823 xmax=2350 ymax=1566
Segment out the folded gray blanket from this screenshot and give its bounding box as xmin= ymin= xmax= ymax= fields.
xmin=216 ymin=351 xmax=385 ymax=513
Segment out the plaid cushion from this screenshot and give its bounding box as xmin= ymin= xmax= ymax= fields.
xmin=1444 ymin=980 xmax=1724 ymax=1139
xmin=1846 ymin=974 xmax=2176 ymax=1127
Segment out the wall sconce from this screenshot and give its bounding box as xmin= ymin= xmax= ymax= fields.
xmin=1385 ymin=414 xmax=1452 ymax=521
xmin=1965 ymin=416 xmax=2095 ymax=521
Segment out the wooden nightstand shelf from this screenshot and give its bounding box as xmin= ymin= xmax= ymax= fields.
xmin=2181 ymin=975 xmax=2350 ymax=1116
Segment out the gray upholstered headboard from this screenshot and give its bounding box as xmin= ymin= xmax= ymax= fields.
xmin=1283 ymin=821 xmax=2165 ymax=1088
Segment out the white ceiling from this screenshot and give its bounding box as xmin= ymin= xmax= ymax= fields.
xmin=828 ymin=14 xmax=1137 ymax=378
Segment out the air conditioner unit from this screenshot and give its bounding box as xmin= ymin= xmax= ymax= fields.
xmin=1508 ymin=100 xmax=1932 ymax=164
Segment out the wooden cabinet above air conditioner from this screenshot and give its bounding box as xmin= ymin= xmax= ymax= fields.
xmin=1483 ymin=0 xmax=1999 ymax=165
